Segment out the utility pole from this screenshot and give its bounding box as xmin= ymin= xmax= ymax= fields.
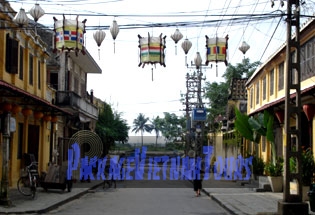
xmin=182 ymin=64 xmax=206 ymax=158
xmin=277 ymin=0 xmax=308 ymax=213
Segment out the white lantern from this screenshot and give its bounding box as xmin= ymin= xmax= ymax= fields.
xmin=29 ymin=3 xmax=45 ymax=22
xmin=93 ymin=29 xmax=106 ymax=60
xmin=110 ymin=20 xmax=120 ymax=53
xmin=181 ymin=38 xmax=192 ymax=66
xmin=194 ymin=52 xmax=202 ymax=69
xmin=13 ymin=8 xmax=29 ymax=27
xmin=171 ymin=29 xmax=183 ymax=55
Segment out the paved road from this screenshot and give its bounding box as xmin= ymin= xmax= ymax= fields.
xmin=46 ymin=180 xmax=231 ymax=215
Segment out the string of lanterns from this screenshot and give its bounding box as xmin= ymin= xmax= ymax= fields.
xmin=12 ymin=3 xmax=250 ymax=74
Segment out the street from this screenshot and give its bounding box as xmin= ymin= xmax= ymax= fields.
xmin=45 ymin=180 xmax=231 ymax=215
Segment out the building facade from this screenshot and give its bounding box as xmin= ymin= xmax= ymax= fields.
xmin=245 ymin=17 xmax=315 ymax=162
xmin=0 ymin=1 xmax=102 ymax=187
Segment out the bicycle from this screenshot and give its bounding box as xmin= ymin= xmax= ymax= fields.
xmin=17 ymin=161 xmax=39 ymax=199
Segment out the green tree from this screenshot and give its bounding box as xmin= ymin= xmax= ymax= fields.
xmin=95 ymin=102 xmax=129 ymax=155
xmin=204 ymin=81 xmax=229 ymax=123
xmin=132 ymin=113 xmax=152 ymax=147
xmin=223 ymin=58 xmax=261 ymax=86
xmin=151 ymin=116 xmax=163 ymax=147
xmin=204 ymin=58 xmax=261 ymax=124
xmin=160 ymin=112 xmax=182 ymax=143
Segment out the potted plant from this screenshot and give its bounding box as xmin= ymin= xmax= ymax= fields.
xmin=252 ymin=155 xmax=265 ymax=180
xmin=264 ymin=157 xmax=283 ymax=192
xmin=301 ymin=148 xmax=315 ymax=201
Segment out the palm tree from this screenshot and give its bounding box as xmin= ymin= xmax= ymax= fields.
xmin=151 ymin=116 xmax=163 ymax=147
xmin=132 ymin=113 xmax=152 ymax=147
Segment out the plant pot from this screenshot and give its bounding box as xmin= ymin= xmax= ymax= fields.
xmin=267 ymin=176 xmax=283 ymax=192
xmin=302 ymin=185 xmax=309 ymax=202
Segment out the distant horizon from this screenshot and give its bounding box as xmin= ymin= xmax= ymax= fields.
xmin=127 ymin=136 xmax=167 ymax=145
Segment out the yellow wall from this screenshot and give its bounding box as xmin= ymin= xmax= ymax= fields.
xmin=0 ymin=20 xmax=51 ymax=186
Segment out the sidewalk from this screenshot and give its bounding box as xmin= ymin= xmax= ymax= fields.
xmin=203 ymin=185 xmax=315 ymax=215
xmin=0 ymin=180 xmax=102 ymax=214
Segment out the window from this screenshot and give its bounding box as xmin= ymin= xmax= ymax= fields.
xmin=263 ymin=76 xmax=266 ymax=100
xmin=38 ymin=61 xmax=41 ymax=89
xmin=300 ymin=37 xmax=315 ymax=80
xmin=278 ymin=62 xmax=284 ymax=91
xmin=5 ymin=33 xmax=18 ymax=74
xmin=50 ymin=72 xmax=58 ymax=90
xmin=256 ymin=82 xmax=259 ymax=105
xmin=270 ymin=69 xmax=274 ymax=96
xmin=29 ymin=54 xmax=33 ymax=85
xmin=19 ymin=46 xmax=24 ymax=80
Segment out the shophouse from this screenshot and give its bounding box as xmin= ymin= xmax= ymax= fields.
xmin=245 ymin=17 xmax=315 ymax=162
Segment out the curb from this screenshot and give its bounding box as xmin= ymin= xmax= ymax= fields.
xmin=0 ymin=182 xmax=103 ymax=215
xmin=201 ymin=188 xmax=238 ymax=215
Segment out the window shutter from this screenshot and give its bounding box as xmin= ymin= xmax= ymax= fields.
xmin=5 ymin=34 xmax=18 ymax=74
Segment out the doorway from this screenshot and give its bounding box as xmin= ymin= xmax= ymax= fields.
xmin=27 ymin=124 xmax=39 ymax=162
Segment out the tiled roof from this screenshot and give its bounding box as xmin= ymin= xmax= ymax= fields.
xmin=228 ymin=78 xmax=248 ymax=100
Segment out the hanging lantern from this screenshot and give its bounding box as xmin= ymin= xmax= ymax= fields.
xmin=110 ymin=19 xmax=119 ymax=53
xmin=275 ymin=110 xmax=284 ymax=125
xmin=43 ymin=115 xmax=52 ymax=122
xmin=138 ymin=32 xmax=166 ymax=68
xmin=205 ymin=35 xmax=229 ymax=76
xmin=11 ymin=104 xmax=22 ymax=114
xmin=34 ymin=111 xmax=44 ymax=120
xmin=22 ymin=108 xmax=33 ymax=117
xmin=194 ymin=52 xmax=202 ymax=69
xmin=53 ymin=16 xmax=87 ymax=55
xmin=1 ymin=102 xmax=12 ymax=112
xmin=93 ymin=29 xmax=106 ymax=60
xmin=13 ymin=8 xmax=29 ymax=27
xmin=29 ymin=3 xmax=45 ymax=22
xmin=239 ymin=41 xmax=250 ymax=55
xmin=51 ymin=115 xmax=58 ymax=123
xmin=303 ymin=104 xmax=315 ymax=122
xmin=170 ymin=29 xmax=183 ymax=55
xmin=181 ymin=38 xmax=192 ymax=66
xmin=138 ymin=33 xmax=166 ymax=81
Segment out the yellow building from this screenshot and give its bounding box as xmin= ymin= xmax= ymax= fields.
xmin=245 ymin=17 xmax=315 ymax=162
xmin=0 ymin=2 xmax=70 ymax=187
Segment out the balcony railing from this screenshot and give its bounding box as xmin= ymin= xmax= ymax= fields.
xmin=56 ymin=91 xmax=98 ymax=118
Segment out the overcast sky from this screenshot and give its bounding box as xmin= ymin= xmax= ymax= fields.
xmin=8 ymin=0 xmax=315 ymax=135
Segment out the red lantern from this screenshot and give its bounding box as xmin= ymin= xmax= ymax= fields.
xmin=22 ymin=108 xmax=33 ymax=117
xmin=275 ymin=110 xmax=284 ymax=124
xmin=303 ymin=104 xmax=315 ymax=122
xmin=2 ymin=102 xmax=12 ymax=112
xmin=34 ymin=111 xmax=44 ymax=120
xmin=43 ymin=115 xmax=51 ymax=122
xmin=51 ymin=115 xmax=58 ymax=123
xmin=11 ymin=104 xmax=22 ymax=114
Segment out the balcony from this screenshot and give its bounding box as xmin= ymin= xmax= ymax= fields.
xmin=56 ymin=91 xmax=98 ymax=119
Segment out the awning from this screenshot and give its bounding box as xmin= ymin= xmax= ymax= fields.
xmin=0 ymin=80 xmax=71 ymax=115
xmin=249 ymin=85 xmax=315 ymax=116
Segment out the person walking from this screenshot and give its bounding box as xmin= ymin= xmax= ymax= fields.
xmin=193 ymin=158 xmax=203 ymax=197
